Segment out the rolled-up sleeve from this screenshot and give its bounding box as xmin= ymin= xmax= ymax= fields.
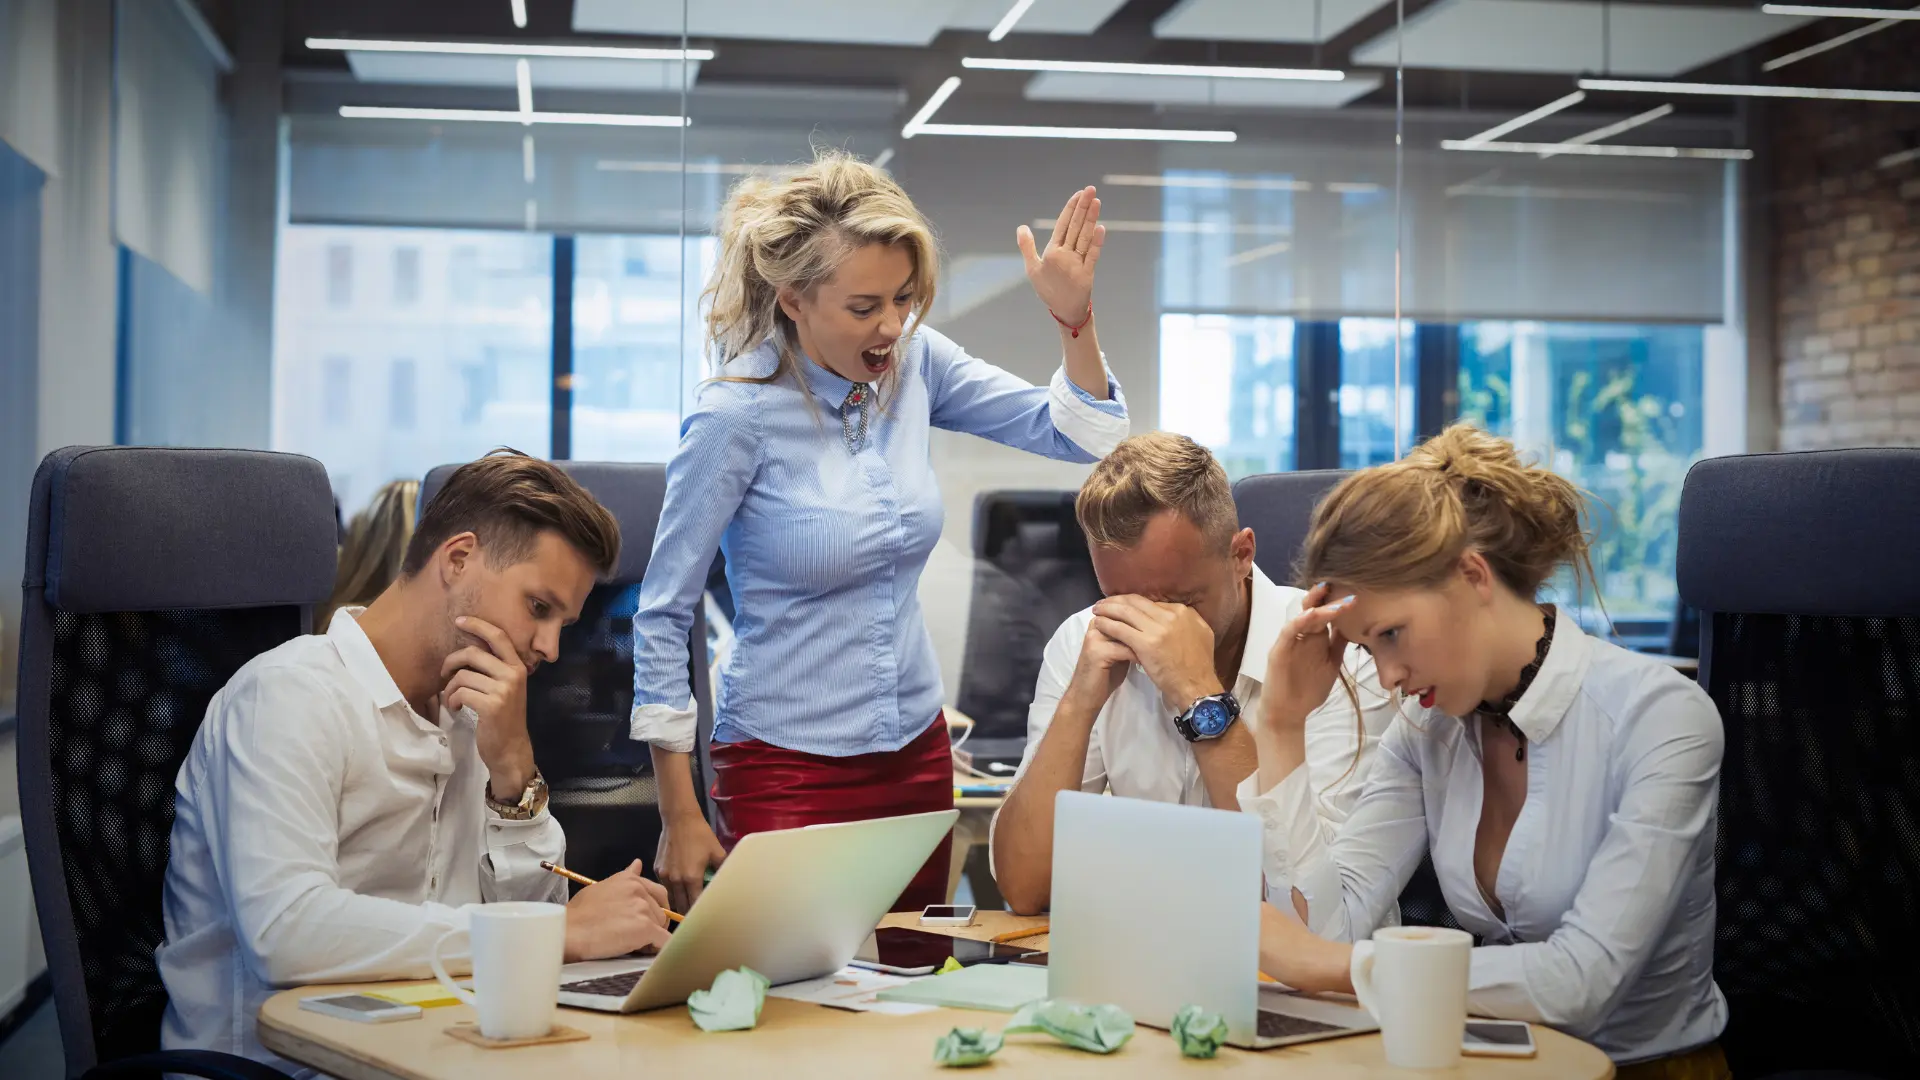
xmin=1239 ymin=716 xmax=1428 ymax=941
xmin=630 ymin=387 xmax=760 ymax=753
xmin=480 ymin=808 xmax=568 ymax=904
xmin=923 ymin=325 xmax=1128 ymax=461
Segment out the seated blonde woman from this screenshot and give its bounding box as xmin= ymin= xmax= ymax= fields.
xmin=1246 ymin=425 xmax=1727 ymax=1079
xmin=319 ymin=479 xmax=420 ymax=631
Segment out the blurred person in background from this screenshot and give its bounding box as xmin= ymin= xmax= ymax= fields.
xmin=319 ymin=479 xmax=420 ymax=631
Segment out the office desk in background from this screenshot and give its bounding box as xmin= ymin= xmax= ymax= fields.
xmin=257 ymin=910 xmax=1614 ymax=1080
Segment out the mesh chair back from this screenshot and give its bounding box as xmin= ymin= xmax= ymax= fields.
xmin=419 ymin=461 xmax=710 ymax=877
xmin=954 ymin=490 xmax=1102 ymax=753
xmin=15 ymin=447 xmax=335 ymax=1074
xmin=1678 ymin=448 xmax=1920 ymax=1078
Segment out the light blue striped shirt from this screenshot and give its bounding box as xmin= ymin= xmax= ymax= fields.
xmin=629 ymin=325 xmax=1128 ymax=757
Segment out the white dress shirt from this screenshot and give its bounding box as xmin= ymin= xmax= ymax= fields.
xmin=1238 ymin=610 xmax=1728 ymax=1064
xmin=1002 ymin=566 xmax=1397 ymax=823
xmin=158 ymin=609 xmax=567 ymax=1076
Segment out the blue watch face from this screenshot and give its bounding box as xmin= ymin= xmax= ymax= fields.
xmin=1189 ymin=699 xmax=1234 ymax=738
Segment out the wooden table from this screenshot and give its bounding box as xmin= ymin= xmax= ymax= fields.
xmin=258 ymin=910 xmax=1613 ymax=1079
xmin=947 ymin=770 xmax=1008 ymax=904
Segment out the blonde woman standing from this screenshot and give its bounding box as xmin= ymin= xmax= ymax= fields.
xmin=1247 ymin=425 xmax=1727 ymax=1076
xmin=318 ymin=479 xmax=421 ymax=631
xmin=631 ymin=150 xmax=1128 ymax=913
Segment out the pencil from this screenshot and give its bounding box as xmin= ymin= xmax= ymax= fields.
xmin=991 ymin=923 xmax=1049 ymax=944
xmin=538 ymin=861 xmax=687 ymax=924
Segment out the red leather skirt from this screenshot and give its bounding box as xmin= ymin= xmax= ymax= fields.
xmin=709 ymin=716 xmax=955 ymax=912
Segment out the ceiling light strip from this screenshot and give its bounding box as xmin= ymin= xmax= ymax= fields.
xmin=509 ymin=0 xmax=527 ymax=29
xmin=1226 ymin=240 xmax=1294 ymax=267
xmin=922 ymin=123 xmax=1236 ymax=143
xmin=522 ymin=135 xmax=536 ymax=183
xmin=1882 ymin=147 xmax=1920 ymax=169
xmin=901 ymin=76 xmax=962 ymax=139
xmin=1457 ymin=91 xmax=1587 ymax=146
xmin=1031 ymin=218 xmax=1285 ymax=234
xmin=515 ymin=59 xmax=533 ymax=118
xmin=341 ymin=106 xmax=689 ymax=127
xmin=961 ymin=56 xmax=1345 ymax=82
xmin=1760 ymin=4 xmax=1920 ymax=19
xmin=1102 ymin=173 xmax=1312 ymax=191
xmin=307 ymin=37 xmax=715 ymax=61
xmin=1763 ymin=4 xmax=1920 ymax=70
xmin=1579 ymin=78 xmax=1920 ymax=103
xmin=988 ymin=0 xmax=1039 ymax=42
xmin=872 ymin=147 xmax=896 ymax=170
xmin=1540 ymin=104 xmax=1675 ymax=158
xmin=1442 ymin=139 xmax=1753 ymax=160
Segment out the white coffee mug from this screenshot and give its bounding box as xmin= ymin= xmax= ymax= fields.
xmin=1349 ymin=925 xmax=1473 ymax=1069
xmin=429 ymin=901 xmax=566 ymax=1041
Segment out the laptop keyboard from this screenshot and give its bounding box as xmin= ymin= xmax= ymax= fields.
xmin=560 ymin=970 xmax=646 ymax=997
xmin=1257 ymin=1010 xmax=1348 ymax=1040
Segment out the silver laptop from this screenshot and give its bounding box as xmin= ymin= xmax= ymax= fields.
xmin=556 ymin=809 xmax=959 ymax=1013
xmin=1048 ymin=791 xmax=1379 ymax=1049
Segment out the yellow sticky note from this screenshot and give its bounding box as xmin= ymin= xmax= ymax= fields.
xmin=366 ymin=983 xmax=464 ymax=1008
xmin=936 ymin=956 xmax=965 ymax=976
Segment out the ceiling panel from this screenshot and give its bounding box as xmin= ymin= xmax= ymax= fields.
xmin=1350 ymin=0 xmax=1813 ymax=77
xmin=346 ymin=53 xmax=700 ymax=92
xmin=573 ymin=0 xmax=966 ymax=46
xmin=1154 ymin=0 xmax=1391 ymax=44
xmin=945 ymin=0 xmax=1133 ymax=35
xmin=1024 ymin=70 xmax=1384 ymax=108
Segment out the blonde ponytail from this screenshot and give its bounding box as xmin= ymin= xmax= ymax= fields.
xmin=703 ymin=149 xmax=939 ymax=394
xmin=1301 ymin=424 xmax=1598 ymax=601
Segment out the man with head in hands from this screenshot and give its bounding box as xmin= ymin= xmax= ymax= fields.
xmin=158 ymin=451 xmax=672 ymax=1077
xmin=989 ymin=433 xmax=1396 ymax=915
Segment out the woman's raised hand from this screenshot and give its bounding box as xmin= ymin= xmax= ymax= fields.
xmin=1016 ymin=186 xmax=1105 ymax=322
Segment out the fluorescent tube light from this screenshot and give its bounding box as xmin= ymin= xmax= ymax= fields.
xmin=1881 ymin=147 xmax=1920 ymax=169
xmin=1540 ymin=104 xmax=1674 ymax=158
xmin=1579 ymin=78 xmax=1920 ymax=103
xmin=522 ymin=135 xmax=535 ymax=182
xmin=1457 ymin=91 xmax=1587 ymax=146
xmin=872 ymin=147 xmax=895 ymax=170
xmin=1764 ymin=4 xmax=1920 ymax=69
xmin=919 ymin=123 xmax=1236 ymax=143
xmin=1103 ymin=174 xmax=1312 ymax=191
xmin=1760 ymin=4 xmax=1920 ymax=18
xmin=902 ymin=76 xmax=962 ymax=138
xmin=1441 ymin=139 xmax=1752 ymax=160
xmin=510 ymin=0 xmax=527 ymax=29
xmin=516 ymin=59 xmax=532 ymax=118
xmin=340 ymin=106 xmax=690 ymax=127
xmin=1226 ymin=240 xmax=1293 ymax=267
xmin=307 ymin=37 xmax=715 ymax=61
xmin=962 ymin=57 xmax=1345 ymax=81
xmin=1032 ymin=219 xmax=1285 ymax=235
xmin=597 ymin=160 xmax=778 ymax=174
xmin=988 ymin=0 xmax=1039 ymax=42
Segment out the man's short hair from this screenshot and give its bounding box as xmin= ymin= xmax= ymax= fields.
xmin=1075 ymin=433 xmax=1238 ymax=553
xmin=401 ymin=449 xmax=620 ymax=579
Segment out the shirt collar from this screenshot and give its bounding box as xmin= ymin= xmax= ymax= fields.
xmin=1237 ymin=565 xmax=1291 ymax=687
xmin=1503 ymin=605 xmax=1593 ymax=744
xmin=803 ymin=355 xmax=858 ymax=411
xmin=326 ymin=607 xmax=409 ymax=713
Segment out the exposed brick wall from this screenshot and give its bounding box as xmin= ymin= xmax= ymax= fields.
xmin=1771 ymin=26 xmax=1920 ymax=450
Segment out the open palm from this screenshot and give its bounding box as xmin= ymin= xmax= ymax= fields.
xmin=1016 ymin=186 xmax=1105 ymax=321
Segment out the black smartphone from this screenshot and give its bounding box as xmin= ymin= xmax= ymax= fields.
xmin=848 ymin=927 xmax=1036 ymax=975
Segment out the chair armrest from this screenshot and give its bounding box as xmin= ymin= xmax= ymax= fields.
xmin=83 ymin=1049 xmax=298 ymax=1080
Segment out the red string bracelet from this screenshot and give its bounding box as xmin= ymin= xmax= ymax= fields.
xmin=1050 ymin=302 xmax=1093 ymax=338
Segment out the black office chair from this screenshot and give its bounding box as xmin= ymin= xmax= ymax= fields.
xmin=953 ymin=490 xmax=1103 ymax=768
xmin=15 ymin=447 xmax=336 ymax=1080
xmin=419 ymin=461 xmax=714 ymax=881
xmin=1678 ymin=449 xmax=1920 ymax=1080
xmin=1231 ymin=469 xmax=1462 ymax=934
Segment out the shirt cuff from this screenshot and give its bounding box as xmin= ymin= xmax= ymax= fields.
xmin=1237 ymin=765 xmax=1324 ymax=916
xmin=484 ymin=806 xmax=566 ymax=893
xmin=631 ymin=700 xmax=698 ymax=754
xmin=1049 ymin=362 xmax=1129 ymax=458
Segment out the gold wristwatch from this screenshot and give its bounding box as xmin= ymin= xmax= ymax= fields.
xmin=486 ymin=769 xmax=549 ymax=820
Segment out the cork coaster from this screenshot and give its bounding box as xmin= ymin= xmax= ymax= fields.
xmin=444 ymin=1022 xmax=591 ymax=1049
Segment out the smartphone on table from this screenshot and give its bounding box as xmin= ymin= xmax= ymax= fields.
xmin=1463 ymin=1019 xmax=1537 ymax=1057
xmin=919 ymin=904 xmax=975 ymax=926
xmin=849 ymin=927 xmax=1036 ymax=976
xmin=298 ymin=993 xmax=423 ymax=1024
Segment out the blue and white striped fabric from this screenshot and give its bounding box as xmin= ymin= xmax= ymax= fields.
xmin=630 ymin=325 xmax=1128 ymax=757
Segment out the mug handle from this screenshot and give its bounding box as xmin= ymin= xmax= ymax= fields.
xmin=429 ymin=928 xmax=478 ymax=1008
xmin=1349 ymin=939 xmax=1382 ymax=1023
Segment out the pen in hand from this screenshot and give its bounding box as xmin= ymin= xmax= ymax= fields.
xmin=539 ymin=860 xmax=688 ymax=924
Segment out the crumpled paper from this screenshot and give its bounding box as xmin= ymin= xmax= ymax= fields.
xmin=1003 ymin=999 xmax=1135 ymax=1054
xmin=933 ymin=1026 xmax=1005 ymax=1067
xmin=687 ymin=966 xmax=771 ymax=1032
xmin=1170 ymin=1004 xmax=1230 ymax=1058
xmin=936 ymin=955 xmax=966 ymax=975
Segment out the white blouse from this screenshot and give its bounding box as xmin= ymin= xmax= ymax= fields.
xmin=1238 ymin=610 xmax=1728 ymax=1064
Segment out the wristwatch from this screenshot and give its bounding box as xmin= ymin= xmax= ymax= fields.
xmin=486 ymin=769 xmax=549 ymax=821
xmin=1173 ymin=692 xmax=1242 ymax=742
